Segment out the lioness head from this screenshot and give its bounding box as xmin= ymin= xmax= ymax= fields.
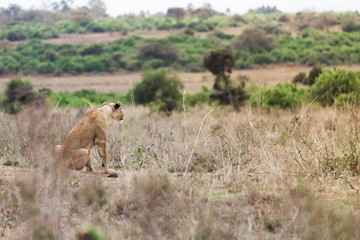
xmin=103 ymin=101 xmax=125 ymax=121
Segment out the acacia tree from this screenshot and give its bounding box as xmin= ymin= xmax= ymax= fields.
xmin=204 ymin=49 xmax=247 ymax=109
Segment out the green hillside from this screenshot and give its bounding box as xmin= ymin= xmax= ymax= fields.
xmin=1 ymin=4 xmax=360 ymax=75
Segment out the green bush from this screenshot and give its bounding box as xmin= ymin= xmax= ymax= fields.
xmin=309 ymin=69 xmax=360 ymax=106
xmin=60 ymin=59 xmax=84 ymax=74
xmin=86 ymin=22 xmax=106 ymax=32
xmin=334 ymin=93 xmax=360 ymax=108
xmin=138 ymin=43 xmax=178 ymax=65
xmin=249 ymin=83 xmax=308 ymax=109
xmin=213 ymin=31 xmax=234 ymax=40
xmin=270 ymin=49 xmax=298 ymax=62
xmin=84 ymin=58 xmax=105 ymax=72
xmin=133 ymin=69 xmax=183 ymax=113
xmin=44 ymin=49 xmax=59 ymax=62
xmin=4 ymin=76 xmax=33 ymax=105
xmin=253 ymin=53 xmax=274 ymax=65
xmin=7 ymin=30 xmax=26 ymax=41
xmin=0 ymin=56 xmax=20 ymax=74
xmin=185 ymin=87 xmax=211 ymax=107
xmin=37 ymin=62 xmax=55 ymax=74
xmin=81 ymin=43 xmax=106 ymax=55
xmin=3 ymin=75 xmax=44 ymax=113
xmin=184 ymin=28 xmax=195 ymax=36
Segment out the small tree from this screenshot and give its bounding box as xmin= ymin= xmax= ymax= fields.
xmin=3 ymin=76 xmax=44 ymax=114
xmin=204 ymin=49 xmax=247 ymax=109
xmin=133 ymin=69 xmax=183 ymax=113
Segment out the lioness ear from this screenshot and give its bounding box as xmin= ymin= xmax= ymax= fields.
xmin=114 ymin=101 xmax=121 ymax=109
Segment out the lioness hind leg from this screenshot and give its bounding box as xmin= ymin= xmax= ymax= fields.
xmin=53 ymin=145 xmax=63 ymax=159
xmin=66 ymin=148 xmax=89 ymax=171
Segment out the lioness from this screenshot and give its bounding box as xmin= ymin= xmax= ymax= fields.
xmin=54 ymin=101 xmax=124 ymax=174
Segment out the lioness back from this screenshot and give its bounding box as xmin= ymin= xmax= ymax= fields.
xmin=54 ymin=101 xmax=124 ymax=173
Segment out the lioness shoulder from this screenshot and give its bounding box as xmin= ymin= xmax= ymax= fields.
xmin=54 ymin=101 xmax=124 ymax=174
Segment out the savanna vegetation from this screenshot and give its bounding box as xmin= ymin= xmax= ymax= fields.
xmin=1 ymin=3 xmax=360 ymax=75
xmin=1 ymin=1 xmax=360 ymax=239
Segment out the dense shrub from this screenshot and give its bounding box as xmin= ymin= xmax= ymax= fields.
xmin=37 ymin=62 xmax=55 ymax=74
xmin=184 ymin=28 xmax=195 ymax=36
xmin=185 ymin=87 xmax=211 ymax=107
xmin=81 ymin=43 xmax=106 ymax=55
xmin=292 ymin=67 xmax=322 ymax=86
xmin=44 ymin=49 xmax=59 ymax=61
xmin=233 ymin=28 xmax=276 ymax=53
xmin=292 ymin=72 xmax=307 ymax=84
xmin=86 ymin=22 xmax=106 ymax=32
xmin=341 ymin=18 xmax=360 ymax=32
xmin=84 ymin=58 xmax=106 ymax=72
xmin=334 ymin=92 xmax=360 ymax=108
xmin=213 ymin=31 xmax=234 ymax=40
xmin=253 ymin=53 xmax=274 ymax=65
xmin=249 ymin=83 xmax=308 ymax=109
xmin=0 ymin=56 xmax=20 ymax=74
xmin=278 ymin=14 xmax=290 ymax=22
xmin=3 ymin=76 xmax=44 ymax=113
xmin=133 ymin=69 xmax=183 ymax=113
xmin=138 ymin=43 xmax=178 ymax=66
xmin=270 ymin=49 xmax=298 ymax=62
xmin=309 ymin=69 xmax=360 ymax=106
xmin=306 ymin=66 xmax=322 ymax=85
xmin=7 ymin=30 xmax=26 ymax=41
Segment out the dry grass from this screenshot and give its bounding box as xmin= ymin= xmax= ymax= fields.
xmin=1 ymin=103 xmax=360 ymax=239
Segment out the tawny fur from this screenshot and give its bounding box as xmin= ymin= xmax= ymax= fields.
xmin=54 ymin=101 xmax=124 ymax=173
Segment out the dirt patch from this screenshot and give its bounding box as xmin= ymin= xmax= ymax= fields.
xmin=43 ymin=29 xmax=184 ymax=45
xmin=10 ymin=26 xmax=246 ymax=46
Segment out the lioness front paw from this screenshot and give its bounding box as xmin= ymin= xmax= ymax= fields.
xmin=104 ymin=168 xmax=114 ymax=174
